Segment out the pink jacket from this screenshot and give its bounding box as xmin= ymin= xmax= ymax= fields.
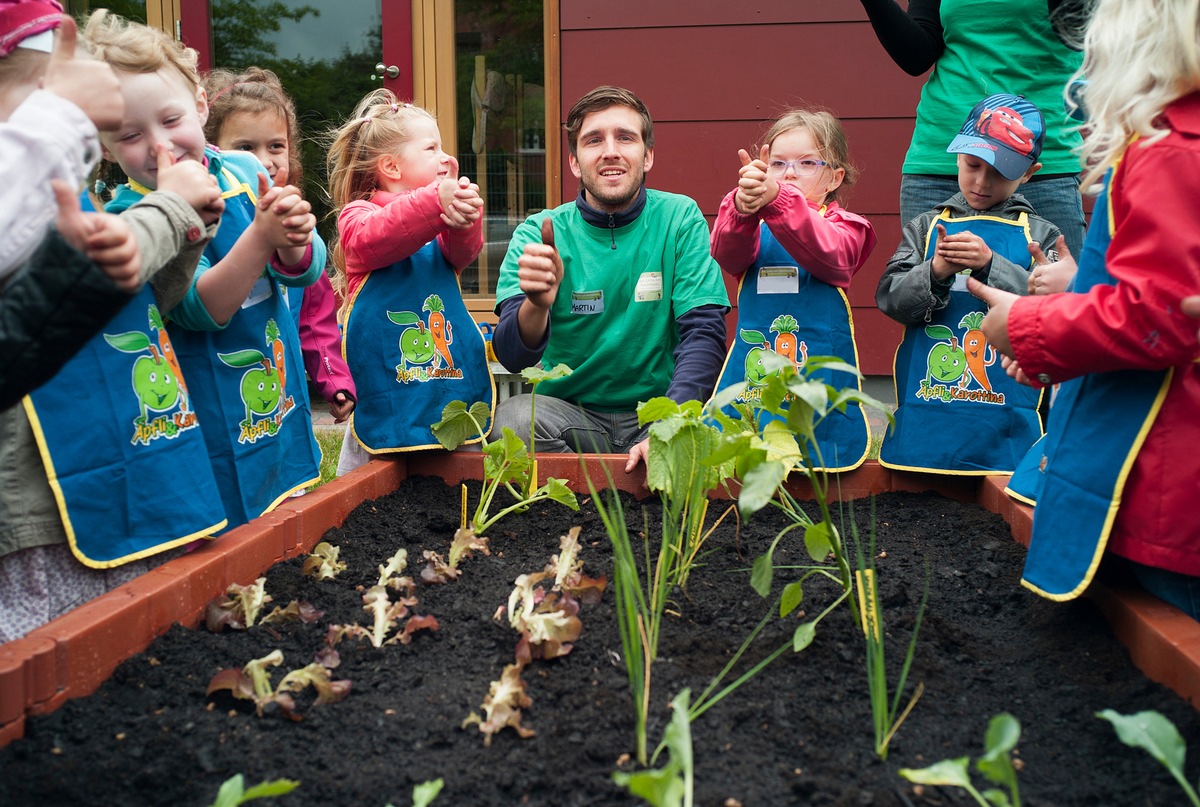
xmin=339 ymin=182 xmax=483 ymax=298
xmin=1008 ymin=92 xmax=1200 ymax=576
xmin=297 ymin=272 xmax=355 ymax=405
xmin=709 ymin=183 xmax=876 ymax=288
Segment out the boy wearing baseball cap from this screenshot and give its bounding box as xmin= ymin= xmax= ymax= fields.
xmin=873 ymin=94 xmax=1061 ymax=475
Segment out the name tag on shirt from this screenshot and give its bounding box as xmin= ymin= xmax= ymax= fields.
xmin=952 ymin=270 xmax=970 ymax=292
xmin=242 ymin=275 xmax=273 ymax=309
xmin=757 ymin=265 xmax=799 ymax=295
xmin=571 ymin=290 xmax=604 ymax=315
xmin=634 ymin=272 xmax=663 ymax=302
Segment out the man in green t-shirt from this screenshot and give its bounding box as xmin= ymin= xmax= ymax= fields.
xmin=492 ymin=85 xmax=729 ymax=470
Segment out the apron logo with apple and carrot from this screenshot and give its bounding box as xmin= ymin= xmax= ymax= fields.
xmin=916 ymin=312 xmax=1004 ymax=405
xmin=387 ymin=294 xmax=465 ymax=384
xmin=104 ymin=304 xmax=200 ymax=445
xmin=734 ymin=314 xmax=809 ymax=402
xmin=217 ymin=318 xmax=298 ymax=444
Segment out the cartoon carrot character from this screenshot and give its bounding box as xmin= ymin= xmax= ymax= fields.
xmin=768 ymin=314 xmax=807 ymax=368
xmin=148 ymin=304 xmax=187 ymax=408
xmin=958 ymin=311 xmax=995 ymax=391
xmin=265 ymin=319 xmax=286 ymax=393
xmin=423 ymin=294 xmax=454 ymax=369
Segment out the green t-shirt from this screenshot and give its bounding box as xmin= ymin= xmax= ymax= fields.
xmin=494 ymin=190 xmax=729 ymax=412
xmin=904 ymin=0 xmax=1084 ymax=176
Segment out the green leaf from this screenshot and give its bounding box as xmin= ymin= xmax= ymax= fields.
xmin=750 ymin=551 xmax=775 ymax=598
xmin=925 ymin=324 xmax=955 ymax=341
xmin=240 ymin=779 xmax=301 ymax=802
xmin=793 ymin=621 xmax=816 ymax=652
xmin=613 ymin=766 xmax=685 ymax=807
xmin=709 ymin=382 xmax=748 ymax=413
xmin=780 ymin=580 xmax=804 ymax=617
xmin=411 ymin=778 xmax=444 ymax=807
xmin=637 ymin=396 xmax=681 ymax=426
xmin=739 ymin=328 xmax=767 ymax=344
xmin=802 ymin=355 xmax=862 ymax=379
xmin=104 ymin=331 xmax=152 ymax=353
xmin=386 ymin=310 xmax=420 ymax=326
xmin=430 ymin=400 xmax=489 ymax=450
xmin=760 ymin=421 xmax=802 ymax=467
xmin=981 ymin=789 xmax=1013 ymax=807
xmin=210 ymin=774 xmax=245 ymax=807
xmin=522 ymin=362 xmax=572 ymax=385
xmin=1097 ymin=709 xmax=1188 ymax=775
xmin=785 ymin=377 xmax=830 ymax=415
xmin=485 ymin=427 xmax=530 ymax=485
xmin=217 ymin=349 xmax=267 ymax=368
xmin=977 ymin=713 xmax=1021 ymax=786
xmin=539 ymin=477 xmax=580 ymax=510
xmin=803 ymin=522 xmax=834 ymax=563
xmin=738 ymin=460 xmax=786 ymax=518
xmin=900 ymin=757 xmax=974 ymax=788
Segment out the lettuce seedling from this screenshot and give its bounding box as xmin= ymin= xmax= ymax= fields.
xmin=378 ymin=548 xmax=410 ymax=588
xmin=258 ymin=600 xmax=323 ymax=626
xmin=329 ymin=584 xmax=437 ymax=649
xmin=205 ymin=578 xmax=271 ymax=631
xmin=461 ymin=662 xmax=535 ymax=746
xmin=449 ymin=527 xmax=490 ymax=569
xmin=1098 ymin=709 xmax=1200 ymax=806
xmin=504 ymin=572 xmax=583 ymax=663
xmin=900 ymin=713 xmax=1022 ymax=807
xmin=206 ymin=649 xmax=351 ymax=720
xmin=302 ymin=541 xmax=346 ymax=580
xmin=384 ymin=778 xmax=444 ymax=807
xmin=545 ymin=526 xmax=607 ymax=605
xmin=207 ymin=774 xmax=299 ymax=807
xmin=420 ymin=550 xmax=458 ymax=585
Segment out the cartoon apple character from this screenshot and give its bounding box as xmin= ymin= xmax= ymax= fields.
xmin=739 ymin=328 xmax=773 ymax=387
xmin=219 ymin=350 xmax=283 ymax=426
xmin=388 ymin=310 xmax=437 ymax=372
xmin=104 ymin=330 xmax=181 ymax=425
xmin=924 ymin=325 xmax=967 ymax=386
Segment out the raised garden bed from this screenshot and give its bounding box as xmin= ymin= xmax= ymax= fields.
xmin=1 ymin=456 xmax=1198 ymax=806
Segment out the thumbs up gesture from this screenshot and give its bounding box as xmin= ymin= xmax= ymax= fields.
xmin=53 ymin=179 xmax=141 ymax=292
xmin=734 ymin=144 xmax=777 ymax=216
xmin=42 ymin=16 xmax=124 ymax=131
xmin=516 ymin=217 xmax=564 ymax=312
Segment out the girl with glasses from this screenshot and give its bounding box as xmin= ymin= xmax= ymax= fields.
xmin=709 ymin=109 xmax=877 ymax=471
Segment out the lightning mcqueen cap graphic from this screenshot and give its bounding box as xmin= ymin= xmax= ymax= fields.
xmin=947 ymin=93 xmax=1046 ymax=181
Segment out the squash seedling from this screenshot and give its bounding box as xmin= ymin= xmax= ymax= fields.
xmin=206 ymin=774 xmax=299 ymax=807
xmin=1097 ymin=709 xmax=1200 ymax=806
xmin=430 ymin=383 xmax=579 ymax=540
xmin=206 ymin=649 xmax=351 ymax=720
xmin=899 ymin=713 xmax=1022 ymax=807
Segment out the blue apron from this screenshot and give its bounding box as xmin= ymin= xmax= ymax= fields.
xmin=1021 ymin=168 xmax=1171 ymax=599
xmin=23 ymin=227 xmax=227 ymax=567
xmin=1004 ymin=434 xmax=1045 ymax=506
xmin=344 ymin=240 xmax=494 ymax=451
xmin=137 ymin=158 xmax=321 ymax=530
xmin=880 ymin=211 xmax=1043 ymax=474
xmin=712 ymin=224 xmax=869 ymax=471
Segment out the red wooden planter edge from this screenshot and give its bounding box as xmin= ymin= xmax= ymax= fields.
xmin=1 ymin=458 xmax=1196 ymax=747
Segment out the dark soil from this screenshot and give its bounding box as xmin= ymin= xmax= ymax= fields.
xmin=2 ymin=476 xmax=1198 ymax=807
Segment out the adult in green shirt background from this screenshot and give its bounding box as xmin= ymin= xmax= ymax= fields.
xmin=859 ymin=0 xmax=1088 ymax=260
xmin=491 ymin=85 xmax=729 ymax=471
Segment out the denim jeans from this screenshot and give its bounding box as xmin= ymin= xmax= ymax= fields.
xmin=1125 ymin=560 xmax=1200 ymax=620
xmin=493 ymin=394 xmax=647 ymax=454
xmin=900 ymin=173 xmax=1086 ymax=260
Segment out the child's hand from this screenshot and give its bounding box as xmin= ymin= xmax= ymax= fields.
xmin=439 ymin=175 xmax=484 ymax=229
xmin=734 ymin=145 xmax=777 ymax=215
xmin=1027 ymin=236 xmax=1076 ymax=295
xmin=329 ymin=391 xmax=355 ymax=422
xmin=930 ymin=223 xmax=961 ymax=280
xmin=53 ymin=179 xmax=142 ymax=292
xmin=936 ymin=228 xmax=992 ymax=271
xmin=41 ymin=17 xmax=124 ymax=131
xmin=967 ymin=277 xmax=1018 ymax=359
xmin=252 ymin=172 xmax=315 ymax=250
xmin=155 ymin=144 xmax=224 ymax=225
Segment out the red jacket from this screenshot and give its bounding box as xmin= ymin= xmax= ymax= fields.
xmin=1009 ymin=92 xmax=1200 ymax=575
xmin=709 ymin=183 xmax=876 ymax=287
xmin=339 ymin=182 xmax=483 ymax=299
xmin=297 ymin=273 xmax=355 ymax=406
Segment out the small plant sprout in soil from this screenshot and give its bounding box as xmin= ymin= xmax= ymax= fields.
xmin=900 ymin=713 xmax=1023 ymax=807
xmin=1098 ymin=709 xmax=1200 ymax=806
xmin=205 ymin=774 xmax=299 ymax=807
xmin=204 ymin=577 xmax=323 ymax=632
xmin=461 ymin=661 xmax=536 ymax=746
xmin=205 ymin=649 xmax=351 ymax=720
xmin=301 ymin=541 xmax=347 ymax=580
xmin=421 ymin=527 xmax=491 ymax=585
xmin=385 ymin=778 xmax=445 ymax=807
xmin=613 ymin=689 xmax=695 ymax=807
xmin=327 ymin=548 xmax=440 ymax=649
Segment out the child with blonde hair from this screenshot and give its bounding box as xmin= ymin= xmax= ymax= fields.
xmin=83 ymin=9 xmax=326 ymax=529
xmin=326 ymin=88 xmax=488 ymax=474
xmin=973 ymin=0 xmax=1200 ymax=616
xmin=710 ymin=108 xmax=877 ymax=470
xmin=203 ymin=66 xmax=356 ymax=424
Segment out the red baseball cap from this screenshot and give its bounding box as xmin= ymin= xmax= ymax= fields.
xmin=0 ymin=0 xmax=63 ymax=58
